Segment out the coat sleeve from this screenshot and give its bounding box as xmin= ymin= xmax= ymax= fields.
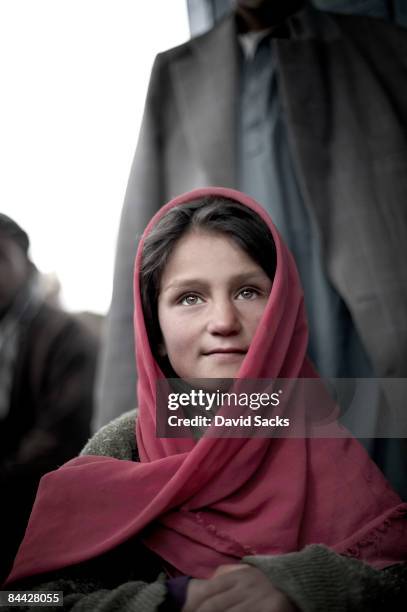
xmin=244 ymin=544 xmax=407 ymax=612
xmin=94 ymin=54 xmax=165 ymax=430
xmin=7 ymin=538 xmax=168 ymax=612
xmin=9 ymin=575 xmax=167 ymax=612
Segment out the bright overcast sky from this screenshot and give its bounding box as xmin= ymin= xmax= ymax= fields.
xmin=0 ymin=0 xmax=189 ymax=314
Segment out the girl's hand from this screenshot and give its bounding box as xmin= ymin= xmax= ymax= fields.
xmin=182 ymin=564 xmax=298 ymax=612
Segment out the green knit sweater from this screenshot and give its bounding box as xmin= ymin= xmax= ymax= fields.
xmin=10 ymin=410 xmax=407 ymax=612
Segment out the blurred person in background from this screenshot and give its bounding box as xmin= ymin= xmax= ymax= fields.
xmin=96 ymin=0 xmax=407 ymax=499
xmin=0 ymin=214 xmax=98 ymax=581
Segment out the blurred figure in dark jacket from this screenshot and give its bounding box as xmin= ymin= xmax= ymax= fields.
xmin=0 ymin=214 xmax=98 ymax=581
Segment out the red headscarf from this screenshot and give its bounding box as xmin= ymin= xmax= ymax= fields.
xmin=6 ymin=187 xmax=407 ymax=585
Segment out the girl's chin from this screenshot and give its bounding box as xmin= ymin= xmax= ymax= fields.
xmin=198 ymin=366 xmax=241 ymax=380
xmin=183 ymin=377 xmax=235 ymax=393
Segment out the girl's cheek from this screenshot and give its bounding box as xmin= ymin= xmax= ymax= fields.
xmin=168 ymin=330 xmax=190 ymax=353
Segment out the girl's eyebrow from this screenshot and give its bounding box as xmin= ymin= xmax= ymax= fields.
xmin=162 ymin=270 xmax=269 ymax=292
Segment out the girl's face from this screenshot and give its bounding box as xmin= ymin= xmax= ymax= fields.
xmin=157 ymin=230 xmax=272 ymax=379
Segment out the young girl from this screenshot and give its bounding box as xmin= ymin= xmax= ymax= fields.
xmin=5 ymin=188 xmax=407 ymax=611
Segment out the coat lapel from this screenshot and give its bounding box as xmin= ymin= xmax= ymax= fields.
xmin=170 ymin=15 xmax=239 ymax=186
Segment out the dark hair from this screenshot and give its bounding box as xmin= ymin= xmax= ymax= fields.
xmin=0 ymin=214 xmax=30 ymax=254
xmin=140 ymin=196 xmax=277 ymax=359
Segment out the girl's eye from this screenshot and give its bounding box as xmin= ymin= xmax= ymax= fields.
xmin=180 ymin=294 xmax=203 ymax=306
xmin=237 ymin=288 xmax=259 ymax=300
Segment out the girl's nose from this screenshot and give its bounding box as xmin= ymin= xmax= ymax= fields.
xmin=206 ymin=299 xmax=241 ymax=335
